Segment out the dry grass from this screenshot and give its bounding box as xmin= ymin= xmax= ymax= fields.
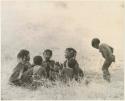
xmin=1 ymin=56 xmax=124 ymax=100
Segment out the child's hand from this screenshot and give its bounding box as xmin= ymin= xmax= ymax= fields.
xmin=17 ymin=75 xmax=22 ymax=80
xmin=111 ymin=55 xmax=115 ymax=62
xmin=18 ymin=69 xmax=23 ymax=79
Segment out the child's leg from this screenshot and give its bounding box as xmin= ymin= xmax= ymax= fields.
xmin=11 ymin=79 xmax=23 ymax=86
xmin=21 ymin=69 xmax=33 ymax=84
xmin=102 ymin=60 xmax=112 ymax=82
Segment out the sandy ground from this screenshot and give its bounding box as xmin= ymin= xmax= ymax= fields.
xmin=1 ymin=0 xmax=124 ymax=100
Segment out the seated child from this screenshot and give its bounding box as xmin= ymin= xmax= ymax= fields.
xmin=42 ymin=49 xmax=55 ymax=80
xmin=32 ymin=56 xmax=47 ymax=81
xmin=9 ymin=49 xmax=31 ymax=86
xmin=21 ymin=56 xmax=47 ymax=86
xmin=63 ymin=48 xmax=83 ymax=81
xmin=92 ymin=38 xmax=115 ymax=82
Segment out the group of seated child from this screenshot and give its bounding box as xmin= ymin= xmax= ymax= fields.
xmin=9 ymin=48 xmax=84 ymax=88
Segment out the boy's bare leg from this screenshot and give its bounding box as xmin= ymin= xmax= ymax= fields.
xmin=102 ymin=60 xmax=112 ymax=82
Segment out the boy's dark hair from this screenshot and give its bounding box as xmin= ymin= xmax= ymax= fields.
xmin=92 ymin=38 xmax=100 ymax=47
xmin=66 ymin=48 xmax=77 ymax=57
xmin=33 ymin=56 xmax=43 ymax=65
xmin=43 ymin=49 xmax=52 ymax=56
xmin=17 ymin=49 xmax=29 ymax=59
xmin=66 ymin=48 xmax=77 ymax=53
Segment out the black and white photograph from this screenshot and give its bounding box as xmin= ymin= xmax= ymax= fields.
xmin=1 ymin=0 xmax=124 ymax=100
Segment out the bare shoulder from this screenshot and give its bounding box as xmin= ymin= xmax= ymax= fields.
xmin=99 ymin=43 xmax=107 ymax=48
xmin=99 ymin=43 xmax=108 ymax=51
xmin=13 ymin=63 xmax=23 ymax=72
xmin=100 ymin=43 xmax=113 ymax=48
xmin=99 ymin=43 xmax=114 ymax=54
xmin=38 ymin=65 xmax=46 ymax=71
xmin=50 ymin=60 xmax=55 ymax=66
xmin=50 ymin=60 xmax=55 ymax=63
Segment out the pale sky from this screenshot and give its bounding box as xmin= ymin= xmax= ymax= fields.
xmin=2 ymin=0 xmax=124 ymax=61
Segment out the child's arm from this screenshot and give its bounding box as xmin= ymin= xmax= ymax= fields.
xmin=100 ymin=45 xmax=114 ymax=61
xmin=108 ymin=47 xmax=115 ymax=62
xmin=17 ymin=67 xmax=24 ymax=79
xmin=50 ymin=65 xmax=55 ymax=71
xmin=99 ymin=45 xmax=108 ymax=59
xmin=100 ymin=50 xmax=107 ymax=59
xmin=49 ymin=61 xmax=55 ymax=71
xmin=109 ymin=46 xmax=114 ymax=53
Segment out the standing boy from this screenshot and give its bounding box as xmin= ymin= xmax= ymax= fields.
xmin=91 ymin=38 xmax=115 ymax=82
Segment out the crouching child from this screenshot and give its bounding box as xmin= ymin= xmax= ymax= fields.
xmin=92 ymin=38 xmax=115 ymax=82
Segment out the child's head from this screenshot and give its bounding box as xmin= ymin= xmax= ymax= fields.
xmin=33 ymin=56 xmax=43 ymax=65
xmin=17 ymin=49 xmax=30 ymax=62
xmin=91 ymin=38 xmax=100 ymax=49
xmin=65 ymin=48 xmax=77 ymax=59
xmin=43 ymin=49 xmax=52 ymax=61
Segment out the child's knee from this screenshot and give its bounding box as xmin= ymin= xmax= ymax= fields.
xmin=102 ymin=60 xmax=112 ymax=70
xmin=102 ymin=69 xmax=110 ymax=75
xmin=103 ymin=73 xmax=110 ymax=82
xmin=102 ymin=67 xmax=106 ymax=72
